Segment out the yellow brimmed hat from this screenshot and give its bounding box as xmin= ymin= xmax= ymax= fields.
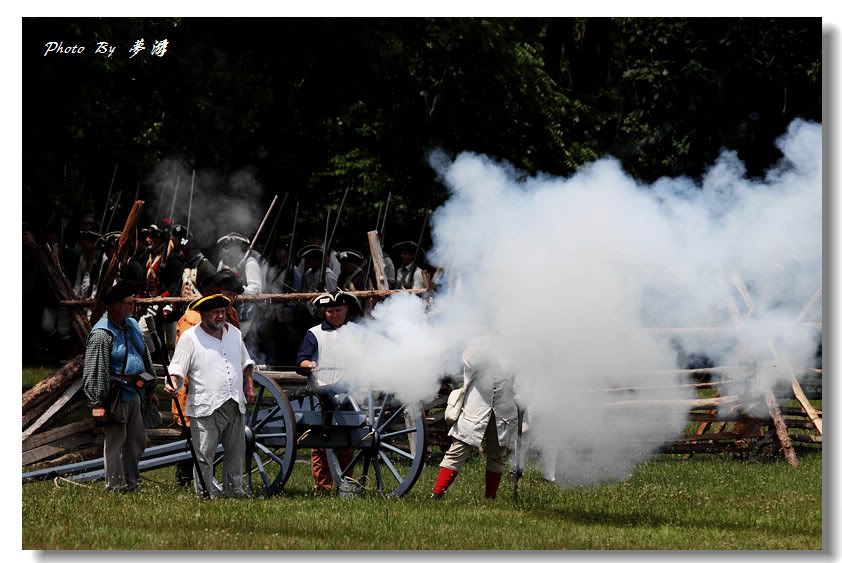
xmin=188 ymin=293 xmax=232 ymax=312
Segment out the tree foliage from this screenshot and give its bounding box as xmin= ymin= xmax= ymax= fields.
xmin=22 ymin=17 xmax=821 ymax=243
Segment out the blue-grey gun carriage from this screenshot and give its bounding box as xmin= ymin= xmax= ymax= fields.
xmin=23 ymin=371 xmax=430 ymax=498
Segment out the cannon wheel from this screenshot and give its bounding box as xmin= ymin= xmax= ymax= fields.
xmin=325 ymin=390 xmax=427 ymax=497
xmin=239 ymin=371 xmax=297 ymax=497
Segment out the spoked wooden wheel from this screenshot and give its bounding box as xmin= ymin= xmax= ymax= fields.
xmin=241 ymin=371 xmax=297 ymax=497
xmin=325 ymin=389 xmax=427 ymax=497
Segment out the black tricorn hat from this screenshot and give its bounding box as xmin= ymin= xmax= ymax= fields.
xmin=79 ymin=229 xmax=102 ymax=241
xmin=391 ymin=240 xmax=419 ymax=253
xmin=216 ymin=232 xmax=250 ymax=246
xmin=102 ymin=279 xmax=143 ymax=305
xmin=189 ymin=293 xmax=232 ymax=312
xmin=337 ymin=249 xmax=365 ymax=264
xmin=311 ymin=289 xmax=360 ymax=310
xmin=97 ymin=231 xmax=121 ymax=249
xmin=144 ymin=222 xmax=169 ymax=237
xmin=297 ymin=244 xmax=324 ymax=259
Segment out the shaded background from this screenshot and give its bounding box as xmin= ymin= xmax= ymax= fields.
xmin=21 ymin=16 xmax=822 ymax=364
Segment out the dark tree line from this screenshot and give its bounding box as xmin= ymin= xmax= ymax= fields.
xmin=23 ymin=17 xmax=821 ymax=244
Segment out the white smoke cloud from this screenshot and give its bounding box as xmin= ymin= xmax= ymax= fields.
xmin=145 ymin=159 xmax=266 ymax=251
xmin=330 ymin=119 xmax=822 ymax=486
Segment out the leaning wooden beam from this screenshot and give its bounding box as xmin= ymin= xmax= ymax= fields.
xmin=22 ymin=354 xmax=84 ymax=414
xmin=22 ymin=432 xmax=96 ymax=466
xmin=23 ymin=236 xmax=91 ymax=344
xmin=764 ymin=389 xmax=799 ymax=467
xmin=728 ymin=272 xmax=799 ymax=467
xmin=89 ymin=200 xmax=145 ymax=321
xmin=22 ymin=418 xmax=96 ymax=452
xmin=796 ymin=287 xmax=822 ymax=323
xmin=768 ymin=341 xmax=822 ymax=435
xmin=26 ymin=445 xmax=101 ymax=471
xmin=22 ymin=379 xmax=84 ymax=440
xmin=61 ymin=287 xmax=428 ymax=308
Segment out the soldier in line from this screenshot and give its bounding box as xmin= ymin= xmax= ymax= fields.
xmin=215 ymin=232 xmax=263 ymax=342
xmin=336 ymin=249 xmax=370 ymax=292
xmin=258 ymin=241 xmax=303 ymax=366
xmin=392 ymin=240 xmax=426 ymax=290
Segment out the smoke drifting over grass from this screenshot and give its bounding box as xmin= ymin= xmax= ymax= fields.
xmin=339 ymin=119 xmax=821 ymax=486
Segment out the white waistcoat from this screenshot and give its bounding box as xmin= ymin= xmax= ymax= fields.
xmin=310 ymin=323 xmax=346 ymax=386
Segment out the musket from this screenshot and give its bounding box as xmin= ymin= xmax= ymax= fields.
xmin=159 ymin=177 xmax=180 ymax=271
xmin=512 ymin=406 xmax=524 ymax=502
xmin=167 ymin=176 xmax=180 ymax=224
xmin=406 ymin=209 xmax=430 ymax=289
xmin=282 ymin=200 xmax=300 ymax=292
xmin=326 ymin=186 xmax=350 ymax=253
xmin=237 ymin=194 xmax=279 ymax=270
xmin=319 ymin=186 xmax=351 ymax=290
xmin=186 ymin=170 xmax=195 ymax=235
xmin=148 ymin=325 xmax=210 ymax=498
xmin=154 ymin=176 xmax=170 ymax=222
xmin=318 ymin=209 xmax=331 ymax=291
xmin=99 ymin=165 xmax=118 ymax=233
xmin=104 ymin=188 xmax=123 ymax=234
xmin=264 ymin=192 xmax=289 ymax=258
xmin=380 ymin=191 xmax=391 ymax=248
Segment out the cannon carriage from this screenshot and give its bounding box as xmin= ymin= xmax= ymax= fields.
xmin=23 ymin=371 xmax=431 ymax=498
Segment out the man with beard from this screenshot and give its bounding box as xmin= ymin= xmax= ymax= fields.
xmin=170 ymin=270 xmax=243 ymax=486
xmin=165 ymin=293 xmax=255 ymax=498
xmin=82 ymin=279 xmax=158 ymax=493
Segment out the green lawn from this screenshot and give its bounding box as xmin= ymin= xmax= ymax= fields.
xmin=22 ymin=366 xmax=55 ymax=393
xmin=22 ymin=452 xmax=821 ymax=550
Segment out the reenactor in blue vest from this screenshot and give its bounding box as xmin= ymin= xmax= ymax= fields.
xmin=82 ymin=279 xmax=158 ymax=492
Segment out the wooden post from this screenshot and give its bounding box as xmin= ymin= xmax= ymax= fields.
xmin=367 ymin=230 xmax=388 ymax=291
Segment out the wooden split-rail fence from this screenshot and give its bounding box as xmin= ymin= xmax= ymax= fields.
xmin=22 ymin=200 xmax=822 ymax=472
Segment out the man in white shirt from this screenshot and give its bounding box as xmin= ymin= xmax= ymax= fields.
xmin=165 ymin=293 xmax=255 ymax=498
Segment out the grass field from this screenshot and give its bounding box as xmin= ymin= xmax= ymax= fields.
xmin=22 ymin=366 xmax=55 ymax=393
xmin=22 ymin=451 xmax=822 ymax=550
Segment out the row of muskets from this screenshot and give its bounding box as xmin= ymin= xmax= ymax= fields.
xmin=65 ymin=168 xmax=435 ymax=307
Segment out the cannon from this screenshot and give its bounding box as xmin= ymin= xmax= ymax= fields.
xmin=23 ymin=371 xmax=430 ymax=498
